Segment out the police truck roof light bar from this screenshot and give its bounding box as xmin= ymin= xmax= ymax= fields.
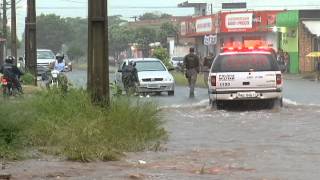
xmin=221 ymin=46 xmax=272 ymax=53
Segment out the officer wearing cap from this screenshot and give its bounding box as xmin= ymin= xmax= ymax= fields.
xmin=183 ymin=47 xmax=200 ymax=98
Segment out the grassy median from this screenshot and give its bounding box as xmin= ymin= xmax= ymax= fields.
xmin=172 ymin=71 xmax=207 ymax=88
xmin=0 ymin=88 xmax=166 ymax=162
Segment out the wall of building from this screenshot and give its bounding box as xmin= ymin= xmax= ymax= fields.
xmin=299 ymin=22 xmax=316 ymax=73
xmin=280 ymin=27 xmax=299 ymax=73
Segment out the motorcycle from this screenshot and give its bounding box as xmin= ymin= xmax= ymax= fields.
xmin=0 ymin=76 xmax=21 ymax=97
xmin=50 ymin=69 xmax=60 ymax=87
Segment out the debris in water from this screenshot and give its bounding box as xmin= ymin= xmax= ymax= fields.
xmin=138 ymin=160 xmax=147 ymax=165
xmin=129 ymin=173 xmax=145 ymax=179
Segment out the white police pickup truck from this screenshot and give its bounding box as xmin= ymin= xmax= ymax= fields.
xmin=208 ymin=47 xmax=283 ymax=109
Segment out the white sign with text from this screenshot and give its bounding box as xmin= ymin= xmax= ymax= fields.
xmin=226 ymin=13 xmax=253 ymax=29
xmin=196 ymin=18 xmax=212 ymax=33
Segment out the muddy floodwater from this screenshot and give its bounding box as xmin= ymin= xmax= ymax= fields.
xmin=4 ymin=72 xmax=320 ymax=180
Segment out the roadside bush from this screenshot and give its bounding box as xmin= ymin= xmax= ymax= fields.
xmin=0 ymin=89 xmax=167 ymax=162
xmin=21 ymin=73 xmax=35 ymax=85
xmin=152 ymin=47 xmax=173 ymax=69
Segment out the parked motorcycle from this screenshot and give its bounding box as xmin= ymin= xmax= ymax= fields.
xmin=0 ymin=76 xmax=21 ymax=97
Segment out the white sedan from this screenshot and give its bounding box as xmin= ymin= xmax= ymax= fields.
xmin=115 ymin=58 xmax=175 ymax=96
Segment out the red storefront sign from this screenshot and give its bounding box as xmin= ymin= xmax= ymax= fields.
xmin=220 ymin=11 xmax=281 ymax=33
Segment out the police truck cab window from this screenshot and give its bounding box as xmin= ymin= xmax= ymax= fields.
xmin=213 ymin=53 xmax=279 ymax=72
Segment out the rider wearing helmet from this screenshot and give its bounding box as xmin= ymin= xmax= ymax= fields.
xmin=54 ymin=53 xmax=66 ymax=72
xmin=0 ymin=56 xmax=24 ymax=92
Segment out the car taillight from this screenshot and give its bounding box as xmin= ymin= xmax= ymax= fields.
xmin=276 ymin=74 xmax=282 ymax=85
xmin=211 ymin=76 xmax=216 ymax=86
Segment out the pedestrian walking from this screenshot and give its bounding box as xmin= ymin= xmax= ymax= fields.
xmin=277 ymin=49 xmax=285 ymax=72
xmin=284 ymin=52 xmax=290 ymax=73
xmin=122 ymin=61 xmax=139 ymax=95
xmin=183 ymin=47 xmax=200 ymax=98
xmin=203 ymin=52 xmax=215 ymax=87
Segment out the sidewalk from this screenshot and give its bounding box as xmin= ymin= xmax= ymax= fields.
xmin=283 ymin=72 xmax=318 ymax=81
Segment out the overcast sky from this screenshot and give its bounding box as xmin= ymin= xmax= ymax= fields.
xmin=15 ymin=0 xmax=320 ymax=38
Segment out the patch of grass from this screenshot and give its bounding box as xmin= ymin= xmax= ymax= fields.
xmin=172 ymin=71 xmax=207 ymax=88
xmin=0 ymin=89 xmax=167 ymax=162
xmin=21 ymin=73 xmax=35 ymax=85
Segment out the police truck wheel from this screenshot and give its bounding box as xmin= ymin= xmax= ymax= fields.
xmin=168 ymin=91 xmax=174 ymax=96
xmin=211 ymin=100 xmax=218 ymax=110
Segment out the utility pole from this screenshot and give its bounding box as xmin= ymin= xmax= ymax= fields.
xmin=0 ymin=11 xmax=3 ymax=66
xmin=2 ymin=0 xmax=6 ymax=42
xmin=25 ymin=0 xmax=37 ymax=85
xmin=11 ymin=0 xmax=17 ymax=61
xmin=88 ymin=0 xmax=109 ymax=104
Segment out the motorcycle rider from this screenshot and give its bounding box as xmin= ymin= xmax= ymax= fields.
xmin=0 ymin=56 xmax=24 ymax=92
xmin=54 ymin=53 xmax=66 ymax=72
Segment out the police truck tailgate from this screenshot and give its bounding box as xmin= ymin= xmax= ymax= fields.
xmin=216 ymin=71 xmax=277 ymax=90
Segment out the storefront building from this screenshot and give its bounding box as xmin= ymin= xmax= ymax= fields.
xmin=181 ymin=14 xmax=218 ymax=59
xmin=180 ymin=10 xmax=282 ymax=60
xmin=219 ymin=11 xmax=280 ymax=50
xmin=277 ymin=10 xmax=320 ymax=73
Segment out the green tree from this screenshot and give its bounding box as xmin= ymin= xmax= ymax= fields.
xmin=160 ymin=13 xmax=173 ymax=19
xmin=159 ymin=22 xmax=178 ymax=48
xmin=139 ymin=13 xmax=160 ymax=21
xmin=67 ymin=45 xmax=85 ymax=61
xmin=152 ymin=47 xmax=172 ymax=68
xmin=36 ymin=14 xmax=73 ymax=53
xmin=107 ymin=16 xmax=132 ymax=60
xmin=65 ymin=17 xmax=88 ymax=62
xmin=134 ymin=27 xmax=158 ymax=57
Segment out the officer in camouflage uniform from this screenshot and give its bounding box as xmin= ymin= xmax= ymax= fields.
xmin=203 ymin=52 xmax=214 ymax=87
xmin=183 ymin=47 xmax=200 ymax=98
xmin=122 ymin=61 xmax=139 ymax=95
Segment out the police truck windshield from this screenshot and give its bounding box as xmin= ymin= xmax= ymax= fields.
xmin=212 ymin=54 xmax=279 ymax=72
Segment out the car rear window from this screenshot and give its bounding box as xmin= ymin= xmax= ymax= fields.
xmin=212 ymin=54 xmax=279 ymax=72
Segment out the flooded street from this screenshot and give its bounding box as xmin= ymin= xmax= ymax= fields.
xmin=5 ymin=71 xmax=320 ymax=179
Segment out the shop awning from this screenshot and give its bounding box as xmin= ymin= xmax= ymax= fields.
xmin=307 ymin=52 xmax=320 ymax=57
xmin=302 ymin=21 xmax=320 ymax=36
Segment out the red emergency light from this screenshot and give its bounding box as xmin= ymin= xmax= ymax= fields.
xmin=221 ymin=46 xmax=273 ymax=53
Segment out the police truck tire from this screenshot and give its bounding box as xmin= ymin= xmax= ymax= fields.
xmin=211 ymin=100 xmax=218 ymax=110
xmin=270 ymin=98 xmax=283 ymax=109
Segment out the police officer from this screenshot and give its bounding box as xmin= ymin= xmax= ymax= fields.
xmin=0 ymin=56 xmax=24 ymax=92
xmin=183 ymin=47 xmax=200 ymax=98
xmin=203 ymin=52 xmax=214 ymax=87
xmin=122 ymin=61 xmax=139 ymax=95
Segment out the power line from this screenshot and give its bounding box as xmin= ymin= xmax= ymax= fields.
xmin=35 ymin=5 xmax=320 ymax=10
xmin=60 ymin=0 xmax=86 ymax=4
